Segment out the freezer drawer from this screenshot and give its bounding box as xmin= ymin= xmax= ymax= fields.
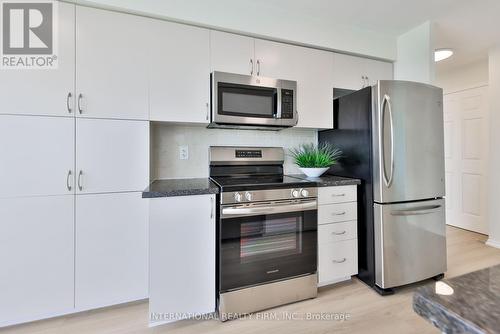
xmin=372 ymin=81 xmax=445 ymax=203
xmin=374 ymin=199 xmax=447 ymax=289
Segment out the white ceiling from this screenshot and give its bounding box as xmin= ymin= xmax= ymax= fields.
xmin=256 ymin=0 xmax=500 ymax=71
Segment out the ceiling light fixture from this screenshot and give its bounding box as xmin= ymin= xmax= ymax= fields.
xmin=434 ymin=49 xmax=454 ymax=62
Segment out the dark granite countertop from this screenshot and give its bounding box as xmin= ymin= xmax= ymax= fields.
xmin=142 ymin=178 xmax=220 ymax=198
xmin=288 ymin=174 xmax=361 ymax=187
xmin=413 ymin=265 xmax=500 ymax=334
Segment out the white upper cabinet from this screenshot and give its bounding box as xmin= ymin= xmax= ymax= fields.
xmin=76 ymin=6 xmax=149 ymax=120
xmin=0 ymin=196 xmax=74 ymax=327
xmin=333 ymin=53 xmax=393 ymax=90
xmin=0 ymin=2 xmax=75 ymax=117
xmin=210 ymin=31 xmax=255 ymax=75
xmin=76 ymin=119 xmax=149 ymax=194
xmin=75 ymin=192 xmax=148 ymax=310
xmin=0 ymin=115 xmax=75 ymax=198
xmin=255 ymin=40 xmax=334 ymax=129
xmin=149 ymin=20 xmax=210 ymax=123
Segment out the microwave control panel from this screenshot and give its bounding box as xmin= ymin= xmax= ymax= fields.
xmin=281 ymin=89 xmax=294 ymax=119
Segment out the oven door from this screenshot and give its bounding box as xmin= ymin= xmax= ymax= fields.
xmin=219 ymin=199 xmax=317 ymax=292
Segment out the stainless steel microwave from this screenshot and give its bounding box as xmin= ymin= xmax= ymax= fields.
xmin=209 ymin=71 xmax=298 ymax=129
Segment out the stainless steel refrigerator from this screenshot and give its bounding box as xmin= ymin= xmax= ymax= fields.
xmin=319 ymin=80 xmax=447 ymax=294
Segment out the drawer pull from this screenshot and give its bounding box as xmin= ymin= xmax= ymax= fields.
xmin=332 ymin=258 xmax=347 ymax=264
xmin=332 ymin=193 xmax=346 ymax=197
xmin=331 ymin=211 xmax=346 ymax=216
xmin=331 ymin=230 xmax=347 ymax=235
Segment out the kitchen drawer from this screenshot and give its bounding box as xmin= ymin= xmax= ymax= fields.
xmin=318 ymin=202 xmax=357 ymax=224
xmin=318 ymin=185 xmax=357 ymax=205
xmin=318 ymin=221 xmax=357 ymax=243
xmin=318 ymin=239 xmax=358 ymax=285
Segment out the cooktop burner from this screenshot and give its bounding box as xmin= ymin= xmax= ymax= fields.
xmin=210 ymin=175 xmax=316 ymax=192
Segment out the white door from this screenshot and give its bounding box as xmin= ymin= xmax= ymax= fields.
xmin=254 ymin=39 xmax=334 ymax=129
xmin=210 ymin=31 xmax=255 ymax=75
xmin=76 ymin=6 xmax=149 ymax=120
xmin=76 ymin=118 xmax=149 ymax=194
xmin=149 ymin=194 xmax=215 ymax=325
xmin=333 ymin=53 xmax=367 ymax=90
xmin=0 ymin=196 xmax=74 ymax=327
xmin=443 ymin=86 xmax=489 ymax=234
xmin=0 ymin=115 xmax=75 ymax=198
xmin=0 ymin=2 xmax=75 ymax=117
xmin=75 ymin=192 xmax=148 ymax=310
xmin=149 ymin=19 xmax=210 ymax=123
xmin=365 ymin=59 xmax=393 ymax=86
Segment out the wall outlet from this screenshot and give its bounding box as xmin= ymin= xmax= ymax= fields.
xmin=179 ymin=145 xmax=189 ymax=160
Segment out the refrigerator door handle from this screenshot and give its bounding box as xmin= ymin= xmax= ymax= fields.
xmin=390 ymin=205 xmax=442 ymax=216
xmin=381 ymin=94 xmax=394 ymax=187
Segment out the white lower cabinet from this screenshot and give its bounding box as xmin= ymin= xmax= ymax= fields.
xmin=75 ymin=192 xmax=149 ymax=310
xmin=149 ymin=194 xmax=215 ymax=326
xmin=0 ymin=196 xmax=74 ymax=327
xmin=317 ymin=185 xmax=359 ymax=287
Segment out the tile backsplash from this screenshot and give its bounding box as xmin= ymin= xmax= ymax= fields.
xmin=151 ymin=124 xmax=318 ymax=179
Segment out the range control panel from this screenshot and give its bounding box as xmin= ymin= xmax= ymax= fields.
xmin=281 ymin=89 xmax=294 ymax=119
xmin=235 ymin=149 xmax=262 ymax=158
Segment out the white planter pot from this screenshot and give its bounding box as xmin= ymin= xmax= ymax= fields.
xmin=299 ymin=167 xmax=329 ymax=178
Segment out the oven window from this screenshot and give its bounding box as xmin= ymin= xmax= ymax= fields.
xmin=218 ymin=82 xmax=277 ymax=118
xmin=240 ymin=216 xmax=301 ymax=263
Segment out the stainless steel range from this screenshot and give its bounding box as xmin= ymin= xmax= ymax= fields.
xmin=209 ymin=146 xmax=318 ymax=321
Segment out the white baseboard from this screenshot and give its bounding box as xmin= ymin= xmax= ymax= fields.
xmin=486 ymin=238 xmax=500 ymax=249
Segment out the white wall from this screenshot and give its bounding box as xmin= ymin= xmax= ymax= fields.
xmin=435 ymin=59 xmax=488 ymax=94
xmin=394 ymin=21 xmax=435 ymax=84
xmin=76 ymin=0 xmax=396 ymax=60
xmin=151 ymin=125 xmax=317 ymax=179
xmin=487 ymin=46 xmax=500 ymax=248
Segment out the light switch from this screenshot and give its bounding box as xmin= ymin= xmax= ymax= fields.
xmin=179 ymin=145 xmax=189 ymax=160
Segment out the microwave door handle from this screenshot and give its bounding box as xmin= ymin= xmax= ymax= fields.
xmin=222 ymin=200 xmax=317 ymax=218
xmin=276 ymin=88 xmax=282 ymax=119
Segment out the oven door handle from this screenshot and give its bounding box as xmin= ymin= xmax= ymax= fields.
xmin=222 ymin=200 xmax=317 ymax=218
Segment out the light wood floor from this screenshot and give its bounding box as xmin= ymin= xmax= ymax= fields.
xmin=4 ymin=226 xmax=500 ymax=334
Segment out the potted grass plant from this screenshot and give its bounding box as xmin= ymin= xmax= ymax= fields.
xmin=289 ymin=143 xmax=342 ymax=178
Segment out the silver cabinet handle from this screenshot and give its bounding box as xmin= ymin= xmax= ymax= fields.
xmin=77 ymin=93 xmax=83 ymax=114
xmin=332 ymin=193 xmax=346 ymax=197
xmin=331 ymin=230 xmax=346 ymax=235
xmin=257 ymin=59 xmax=261 ymax=76
xmin=250 ymin=59 xmax=254 ymax=75
xmin=206 ymin=102 xmax=209 ymax=121
xmin=210 ymin=196 xmax=214 ymax=219
xmin=66 ymin=170 xmax=72 ymax=191
xmin=381 ymin=94 xmax=394 ymax=187
xmin=66 ymin=92 xmax=72 ymax=113
xmin=77 ymin=170 xmax=83 ymax=191
xmin=391 ymin=205 xmax=442 ymax=216
xmin=332 ymin=258 xmax=347 ymax=264
xmin=331 ymin=211 xmax=346 ymax=216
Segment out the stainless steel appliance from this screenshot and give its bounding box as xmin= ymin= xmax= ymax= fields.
xmin=209 ymin=71 xmax=297 ymax=129
xmin=209 ymin=146 xmax=317 ymax=320
xmin=319 ymin=80 xmax=447 ymax=294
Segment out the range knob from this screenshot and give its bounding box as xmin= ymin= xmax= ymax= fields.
xmin=245 ymin=192 xmax=253 ymax=201
xmin=300 ymin=189 xmax=310 ymax=197
xmin=291 ymin=189 xmax=300 ymax=198
xmin=234 ymin=192 xmax=242 ymax=202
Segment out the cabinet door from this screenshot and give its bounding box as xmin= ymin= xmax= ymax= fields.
xmin=0 ymin=2 xmax=75 ymax=117
xmin=75 ymin=192 xmax=148 ymax=310
xmin=76 ymin=6 xmax=149 ymax=120
xmin=149 ymin=20 xmax=210 ymax=123
xmin=255 ymin=40 xmax=334 ymax=128
xmin=365 ymin=59 xmax=393 ymax=86
xmin=0 ymin=115 xmax=75 ymax=198
xmin=333 ymin=53 xmax=367 ymax=90
xmin=210 ymin=31 xmax=255 ymax=75
xmin=76 ymin=119 xmax=149 ymax=194
xmin=0 ymin=196 xmax=74 ymax=327
xmin=149 ymin=194 xmax=215 ymax=325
